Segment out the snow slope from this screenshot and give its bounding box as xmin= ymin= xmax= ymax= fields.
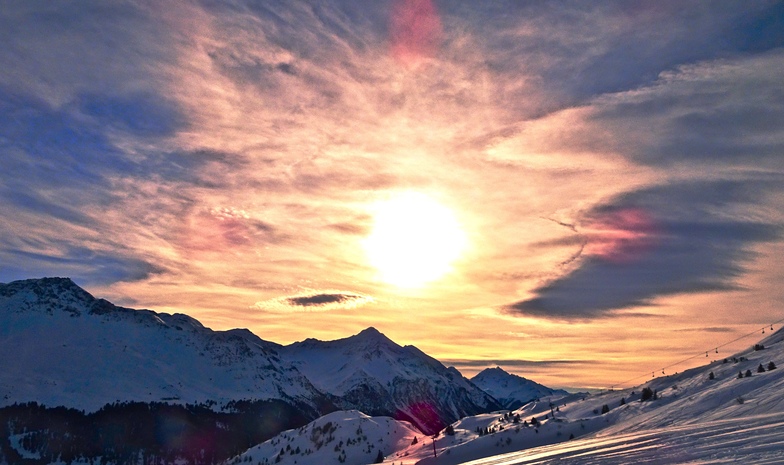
xmin=225 ymin=410 xmax=420 ymax=465
xmin=470 ymin=368 xmax=571 ymax=410
xmin=383 ymin=327 xmax=784 ymax=464
xmin=455 ymin=412 xmax=784 ymax=464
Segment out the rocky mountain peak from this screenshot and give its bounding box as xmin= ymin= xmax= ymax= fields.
xmin=0 ymin=277 xmax=97 ymax=316
xmin=349 ymin=326 xmax=394 ymax=347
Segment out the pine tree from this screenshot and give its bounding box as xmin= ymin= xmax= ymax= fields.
xmin=600 ymin=404 xmax=610 ymax=414
xmin=738 ymin=371 xmax=744 ymax=379
xmin=708 ymin=371 xmax=715 ymax=380
xmin=758 ymin=363 xmax=766 ymax=373
xmin=768 ymin=361 xmax=777 ymax=370
xmin=745 ymin=369 xmax=753 ymax=377
xmin=374 ymin=449 xmax=384 ymax=463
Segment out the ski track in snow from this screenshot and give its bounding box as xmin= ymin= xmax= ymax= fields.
xmin=459 ymin=413 xmax=784 ymax=464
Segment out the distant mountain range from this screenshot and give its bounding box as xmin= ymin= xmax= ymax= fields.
xmin=13 ymin=277 xmax=778 ymax=464
xmin=230 ymin=324 xmax=784 ymax=465
xmin=0 ymin=277 xmax=516 ymax=463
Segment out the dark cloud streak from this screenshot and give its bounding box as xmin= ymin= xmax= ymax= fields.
xmin=286 ymin=293 xmax=360 ymax=307
xmin=443 ymin=359 xmax=588 ymax=369
xmin=509 ymin=179 xmax=782 ymax=319
xmin=0 ymin=247 xmax=164 ymax=286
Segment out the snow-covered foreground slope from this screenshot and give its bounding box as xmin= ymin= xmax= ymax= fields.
xmin=379 ymin=327 xmax=784 ymax=464
xmin=458 ymin=412 xmax=784 ymax=464
xmin=470 ymin=368 xmax=571 ymax=410
xmin=456 ymin=413 xmax=784 ymax=465
xmin=226 ymin=410 xmax=420 ymax=465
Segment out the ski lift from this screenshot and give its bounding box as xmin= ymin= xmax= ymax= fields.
xmin=715 ymin=348 xmax=719 ymax=354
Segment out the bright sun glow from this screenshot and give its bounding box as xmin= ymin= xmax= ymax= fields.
xmin=363 ymin=192 xmax=467 ymax=288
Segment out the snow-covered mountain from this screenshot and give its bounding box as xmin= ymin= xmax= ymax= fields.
xmin=279 ymin=327 xmax=501 ymax=434
xmin=226 ymin=410 xmax=420 ymax=465
xmin=8 ymin=278 xmax=783 ymax=464
xmin=0 ymin=277 xmax=327 ymax=414
xmin=0 ymin=277 xmax=501 ymax=462
xmin=471 ymin=367 xmax=570 ymax=409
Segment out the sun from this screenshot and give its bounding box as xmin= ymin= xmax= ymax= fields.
xmin=363 ymin=192 xmax=467 ymax=288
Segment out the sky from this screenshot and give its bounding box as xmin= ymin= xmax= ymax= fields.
xmin=2 ymin=0 xmax=784 ymax=389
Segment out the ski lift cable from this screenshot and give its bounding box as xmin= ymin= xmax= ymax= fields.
xmin=609 ymin=317 xmax=784 ymax=390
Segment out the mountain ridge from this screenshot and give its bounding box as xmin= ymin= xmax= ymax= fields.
xmin=281 ymin=324 xmax=500 ymax=433
xmin=0 ymin=277 xmax=500 ymax=436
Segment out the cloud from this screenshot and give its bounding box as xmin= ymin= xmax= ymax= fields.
xmin=252 ymin=291 xmax=374 ymax=313
xmin=589 ymin=51 xmax=784 ymax=167
xmin=79 ymin=92 xmax=185 ymax=137
xmin=508 ymin=179 xmax=782 ymax=319
xmin=674 ymin=327 xmax=736 ymax=334
xmin=2 ymin=0 xmax=784 ymax=386
xmin=287 ymin=293 xmax=359 ymax=306
xmin=0 ymin=246 xmax=164 ymax=285
xmin=0 ymin=1 xmax=177 ymax=102
xmin=442 ymin=359 xmax=587 ymax=369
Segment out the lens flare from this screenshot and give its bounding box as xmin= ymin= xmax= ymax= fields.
xmin=390 ymin=0 xmax=442 ymax=66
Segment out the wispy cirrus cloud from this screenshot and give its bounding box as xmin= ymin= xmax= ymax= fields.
xmin=2 ymin=0 xmax=784 ymax=386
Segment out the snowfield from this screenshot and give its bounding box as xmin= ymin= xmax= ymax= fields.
xmin=456 ymin=412 xmax=784 ymax=464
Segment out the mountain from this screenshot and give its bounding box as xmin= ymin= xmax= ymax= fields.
xmin=0 ymin=277 xmax=500 ymax=462
xmin=226 ymin=410 xmax=420 ymax=465
xmin=0 ymin=277 xmax=327 ymax=413
xmin=470 ymin=367 xmax=570 ymax=409
xmin=280 ymin=327 xmax=502 ymax=434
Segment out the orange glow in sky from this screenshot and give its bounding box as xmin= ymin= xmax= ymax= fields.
xmin=2 ymin=2 xmax=783 ymax=390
